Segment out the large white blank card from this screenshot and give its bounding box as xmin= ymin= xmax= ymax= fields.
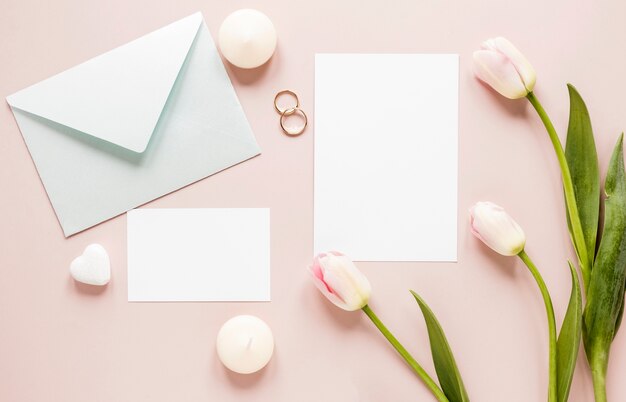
xmin=314 ymin=54 xmax=458 ymax=261
xmin=128 ymin=208 xmax=270 ymax=301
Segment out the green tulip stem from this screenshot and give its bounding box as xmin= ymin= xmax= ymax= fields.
xmin=592 ymin=367 xmax=608 ymax=402
xmin=590 ymin=348 xmax=608 ymax=402
xmin=518 ymin=250 xmax=558 ymax=402
xmin=361 ymin=305 xmax=449 ymax=402
xmin=526 ymin=91 xmax=590 ymax=289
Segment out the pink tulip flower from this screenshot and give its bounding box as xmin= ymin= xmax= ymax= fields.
xmin=473 ymin=37 xmax=536 ymax=99
xmin=309 ymin=252 xmax=371 ymax=311
xmin=470 ymin=201 xmax=526 ymax=256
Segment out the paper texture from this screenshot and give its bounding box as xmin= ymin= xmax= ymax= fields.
xmin=314 ymin=54 xmax=458 ymax=261
xmin=6 ymin=13 xmax=260 ymax=236
xmin=127 ymin=208 xmax=270 ymax=302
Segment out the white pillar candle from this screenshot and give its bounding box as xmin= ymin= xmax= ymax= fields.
xmin=216 ymin=315 xmax=274 ymax=374
xmin=218 ymin=9 xmax=277 ymax=69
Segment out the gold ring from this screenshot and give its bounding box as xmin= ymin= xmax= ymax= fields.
xmin=274 ymin=90 xmax=299 ymax=114
xmin=280 ymin=107 xmax=307 ymax=136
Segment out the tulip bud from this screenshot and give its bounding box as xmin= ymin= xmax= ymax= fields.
xmin=473 ymin=37 xmax=536 ymax=99
xmin=469 ymin=202 xmax=526 ymax=256
xmin=309 ymin=252 xmax=372 ymax=311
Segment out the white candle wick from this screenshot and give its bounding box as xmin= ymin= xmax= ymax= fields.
xmin=246 ymin=336 xmax=254 ymax=350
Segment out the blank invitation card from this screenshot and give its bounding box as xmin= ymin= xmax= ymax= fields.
xmin=314 ymin=54 xmax=458 ymax=261
xmin=127 ymin=208 xmax=270 ymax=301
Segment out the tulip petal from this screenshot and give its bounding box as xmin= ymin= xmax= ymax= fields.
xmin=469 ymin=202 xmax=526 ymax=256
xmin=322 ymin=269 xmax=361 ymax=310
xmin=476 ymin=212 xmax=524 ymax=255
xmin=323 ymin=254 xmax=371 ymax=311
xmin=309 ymin=259 xmax=333 ymax=294
xmin=333 ymin=255 xmax=372 ymax=300
xmin=473 ymin=50 xmax=529 ymax=99
xmin=308 ymin=252 xmax=371 ymax=311
xmin=491 ymin=37 xmax=536 ymax=92
xmin=308 ymin=265 xmax=347 ymax=309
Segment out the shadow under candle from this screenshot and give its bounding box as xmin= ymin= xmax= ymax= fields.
xmin=224 ymin=51 xmax=277 ymax=85
xmin=224 ymin=364 xmax=269 ymax=388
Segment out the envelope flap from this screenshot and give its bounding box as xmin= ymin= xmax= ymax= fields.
xmin=6 ymin=13 xmax=203 ymax=153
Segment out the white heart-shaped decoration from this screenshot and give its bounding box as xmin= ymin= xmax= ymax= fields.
xmin=70 ymin=244 xmax=111 ymax=286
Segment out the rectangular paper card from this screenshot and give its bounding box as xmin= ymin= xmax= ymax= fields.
xmin=314 ymin=54 xmax=459 ymax=261
xmin=127 ymin=208 xmax=270 ymax=301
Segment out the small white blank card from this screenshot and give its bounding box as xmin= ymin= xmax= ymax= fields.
xmin=127 ymin=208 xmax=270 ymax=301
xmin=314 ymin=54 xmax=459 ymax=261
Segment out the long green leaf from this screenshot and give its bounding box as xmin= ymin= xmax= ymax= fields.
xmin=584 ymin=134 xmax=626 ymax=376
xmin=556 ymin=261 xmax=582 ymax=402
xmin=411 ymin=290 xmax=469 ymax=402
xmin=564 ymin=84 xmax=600 ymax=272
xmin=615 ymin=298 xmax=625 ymax=340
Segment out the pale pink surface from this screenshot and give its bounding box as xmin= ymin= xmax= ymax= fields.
xmin=1 ymin=1 xmax=625 ymax=401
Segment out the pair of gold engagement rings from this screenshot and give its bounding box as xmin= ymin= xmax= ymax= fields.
xmin=273 ymin=90 xmax=307 ymax=136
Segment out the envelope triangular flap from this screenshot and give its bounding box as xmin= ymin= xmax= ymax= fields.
xmin=6 ymin=13 xmax=203 ymax=153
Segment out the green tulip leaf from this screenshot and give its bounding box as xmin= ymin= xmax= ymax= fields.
xmin=615 ymin=297 xmax=625 ymax=340
xmin=564 ymin=84 xmax=600 ymax=272
xmin=556 ymin=261 xmax=582 ymax=402
xmin=411 ymin=290 xmax=470 ymax=402
xmin=584 ymin=134 xmax=626 ymax=374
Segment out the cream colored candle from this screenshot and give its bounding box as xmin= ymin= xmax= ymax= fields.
xmin=218 ymin=9 xmax=277 ymax=69
xmin=216 ymin=315 xmax=274 ymax=374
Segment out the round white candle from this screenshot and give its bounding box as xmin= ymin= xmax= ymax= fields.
xmin=216 ymin=315 xmax=274 ymax=374
xmin=218 ymin=9 xmax=277 ymax=69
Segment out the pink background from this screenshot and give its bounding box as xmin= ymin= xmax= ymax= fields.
xmin=1 ymin=1 xmax=625 ymax=401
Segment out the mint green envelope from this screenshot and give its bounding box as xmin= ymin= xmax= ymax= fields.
xmin=6 ymin=13 xmax=260 ymax=236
